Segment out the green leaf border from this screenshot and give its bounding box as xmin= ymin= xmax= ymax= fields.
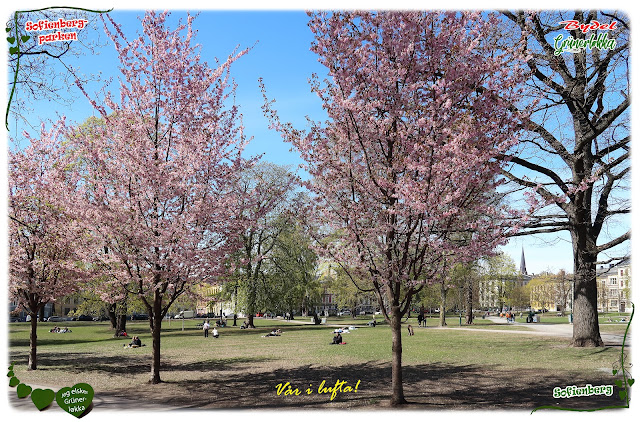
xmin=7 ymin=362 xmax=94 ymax=415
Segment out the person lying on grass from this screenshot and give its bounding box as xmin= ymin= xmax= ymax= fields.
xmin=263 ymin=329 xmax=282 ymax=337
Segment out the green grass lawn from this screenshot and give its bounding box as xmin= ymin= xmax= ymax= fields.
xmin=7 ymin=317 xmax=631 ymax=410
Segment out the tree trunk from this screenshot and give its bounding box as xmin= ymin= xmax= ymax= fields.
xmin=465 ymin=277 xmax=473 ymax=325
xmin=246 ymin=279 xmax=256 ymax=328
xmin=28 ymin=311 xmax=38 ymax=370
xmin=390 ymin=305 xmax=407 ymax=406
xmin=108 ymin=302 xmax=127 ymax=331
xmin=571 ymin=229 xmax=603 ymax=346
xmin=439 ymin=283 xmax=447 ymax=326
xmin=149 ymin=293 xmax=163 ymax=384
xmin=108 ymin=302 xmax=118 ymax=329
xmin=116 ymin=314 xmax=127 ymax=332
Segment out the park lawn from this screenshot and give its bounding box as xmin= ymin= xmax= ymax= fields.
xmin=598 ymin=324 xmax=631 ymax=335
xmin=450 ymin=324 xmax=534 ymax=331
xmin=8 ymin=318 xmax=629 ymax=409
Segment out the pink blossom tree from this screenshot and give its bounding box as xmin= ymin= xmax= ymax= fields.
xmin=265 ymin=11 xmax=528 ymax=405
xmin=9 ymin=119 xmax=93 ymax=370
xmin=72 ymin=11 xmax=252 ymax=384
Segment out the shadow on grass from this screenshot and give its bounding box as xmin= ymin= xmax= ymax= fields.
xmin=96 ymin=361 xmax=625 ymax=410
xmin=9 ymin=336 xmax=140 ymax=348
xmin=8 ymin=349 xmax=274 ymax=376
xmin=8 ymin=348 xmax=625 ymax=410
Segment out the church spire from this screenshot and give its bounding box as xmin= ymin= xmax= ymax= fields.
xmin=519 ymin=247 xmax=527 ymax=275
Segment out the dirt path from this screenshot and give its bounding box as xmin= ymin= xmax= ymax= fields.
xmin=452 ymin=316 xmax=632 ymax=347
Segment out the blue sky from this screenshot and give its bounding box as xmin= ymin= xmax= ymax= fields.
xmin=3 ymin=4 xmax=634 ymax=276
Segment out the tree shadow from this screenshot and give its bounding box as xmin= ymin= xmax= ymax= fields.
xmin=94 ymin=360 xmax=626 ymax=410
xmin=7 ymin=350 xmax=274 ymax=376
xmin=9 ymin=336 xmax=140 ymax=348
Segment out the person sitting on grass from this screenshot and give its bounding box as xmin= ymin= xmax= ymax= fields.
xmin=125 ymin=336 xmax=142 ymax=348
xmin=212 ymin=327 xmax=219 ymax=338
xmin=331 ymin=332 xmax=343 ymax=345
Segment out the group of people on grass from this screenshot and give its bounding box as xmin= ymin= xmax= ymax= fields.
xmin=49 ymin=326 xmax=71 ymax=333
xmin=331 ymin=326 xmax=359 ymax=344
xmin=119 ymin=316 xmax=432 ymax=350
xmin=202 ymin=320 xmax=219 ymax=338
xmin=503 ymin=311 xmax=516 ymax=323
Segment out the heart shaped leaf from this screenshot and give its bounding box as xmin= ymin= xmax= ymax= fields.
xmin=31 ymin=388 xmax=55 ymax=410
xmin=7 ymin=36 xmax=15 ymax=44
xmin=9 ymin=46 xmax=18 ymax=54
xmin=628 ymin=378 xmax=635 ymax=387
xmin=7 ymin=370 xmax=14 ymax=377
xmin=17 ymin=383 xmax=33 ymax=398
xmin=56 ymin=383 xmax=94 ymax=418
xmin=9 ymin=376 xmax=20 ymax=387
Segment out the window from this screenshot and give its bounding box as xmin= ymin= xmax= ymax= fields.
xmin=610 ymin=277 xmax=617 ymax=285
xmin=620 ymin=269 xmax=624 ymax=277
xmin=609 ymin=288 xmax=617 ymax=296
xmin=610 ymin=300 xmax=618 ymax=307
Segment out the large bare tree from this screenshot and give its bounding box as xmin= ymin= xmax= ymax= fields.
xmin=501 ymin=11 xmax=630 ymax=346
